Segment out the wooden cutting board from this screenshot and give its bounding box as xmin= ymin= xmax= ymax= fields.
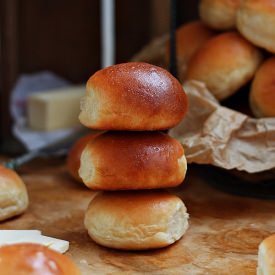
xmin=0 ymin=158 xmax=274 ymax=275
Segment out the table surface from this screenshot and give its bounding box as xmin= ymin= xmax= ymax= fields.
xmin=0 ymin=158 xmax=274 ymax=275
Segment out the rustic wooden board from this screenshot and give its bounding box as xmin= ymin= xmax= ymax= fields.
xmin=0 ymin=159 xmax=274 ymax=275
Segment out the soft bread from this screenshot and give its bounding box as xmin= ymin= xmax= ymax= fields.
xmin=84 ymin=190 xmax=189 ymax=250
xmin=199 ymin=0 xmax=241 ymax=30
xmin=0 ymin=165 xmax=28 ymax=221
xmin=66 ymin=132 xmax=101 ymax=182
xmin=79 ymin=131 xmax=187 ymax=190
xmin=257 ymin=234 xmax=275 ymax=275
xmin=165 ymin=21 xmax=216 ymax=81
xmin=0 ymin=243 xmax=80 ymax=275
xmin=250 ymin=57 xmax=275 ymax=117
xmin=79 ymin=62 xmax=188 ymax=130
xmin=187 ymin=32 xmax=262 ymax=100
xmin=237 ymin=0 xmax=275 ymax=54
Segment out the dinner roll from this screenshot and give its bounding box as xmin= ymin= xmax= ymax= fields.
xmin=0 ymin=165 xmax=28 ymax=222
xmin=79 ymin=131 xmax=187 ymax=190
xmin=237 ymin=0 xmax=275 ymax=54
xmin=0 ymin=243 xmax=80 ymax=275
xmin=187 ymin=32 xmax=262 ymax=100
xmin=79 ymin=62 xmax=188 ymax=130
xmin=67 ymin=132 xmax=101 ymax=182
xmin=257 ymin=234 xmax=275 ymax=275
xmin=165 ymin=21 xmax=216 ymax=81
xmin=199 ymin=0 xmax=241 ymax=30
xmin=84 ymin=191 xmax=189 ymax=250
xmin=250 ymin=57 xmax=275 ymax=117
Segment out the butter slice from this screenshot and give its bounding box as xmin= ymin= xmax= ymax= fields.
xmin=27 ymin=85 xmax=85 ymax=131
xmin=0 ymin=230 xmax=69 ymax=253
xmin=0 ymin=230 xmax=41 ymax=242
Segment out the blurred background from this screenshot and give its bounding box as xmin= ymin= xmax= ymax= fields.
xmin=0 ymin=0 xmax=200 ymax=154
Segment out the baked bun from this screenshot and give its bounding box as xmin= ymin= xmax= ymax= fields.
xmin=67 ymin=132 xmax=101 ymax=182
xmin=199 ymin=0 xmax=241 ymax=30
xmin=237 ymin=0 xmax=275 ymax=54
xmin=257 ymin=234 xmax=275 ymax=275
xmin=0 ymin=165 xmax=28 ymax=222
xmin=250 ymin=57 xmax=275 ymax=117
xmin=187 ymin=32 xmax=262 ymax=100
xmin=79 ymin=131 xmax=187 ymax=190
xmin=0 ymin=243 xmax=80 ymax=275
xmin=79 ymin=62 xmax=188 ymax=130
xmin=84 ymin=190 xmax=189 ymax=250
xmin=165 ymin=21 xmax=216 ymax=81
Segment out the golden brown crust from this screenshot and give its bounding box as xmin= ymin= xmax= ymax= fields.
xmin=0 ymin=243 xmax=80 ymax=275
xmin=250 ymin=57 xmax=275 ymax=117
xmin=84 ymin=190 xmax=189 ymax=250
xmin=237 ymin=0 xmax=275 ymax=53
xmin=0 ymin=165 xmax=28 ymax=221
xmin=165 ymin=21 xmax=216 ymax=81
xmin=66 ymin=132 xmax=101 ymax=182
xmin=79 ymin=62 xmax=188 ymax=130
xmin=257 ymin=234 xmax=275 ymax=275
xmin=199 ymin=0 xmax=241 ymax=30
xmin=187 ymin=32 xmax=262 ymax=100
xmin=79 ymin=131 xmax=187 ymax=190
xmin=0 ymin=165 xmax=24 ymax=187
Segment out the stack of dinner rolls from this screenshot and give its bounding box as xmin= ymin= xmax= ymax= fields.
xmin=76 ymin=62 xmax=189 ymax=250
xmin=134 ymin=0 xmax=275 ymax=118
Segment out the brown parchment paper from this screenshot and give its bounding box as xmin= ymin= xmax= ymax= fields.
xmin=169 ymin=80 xmax=275 ymax=173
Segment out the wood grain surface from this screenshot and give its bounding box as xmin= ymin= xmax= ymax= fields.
xmin=0 ymin=158 xmax=274 ymax=275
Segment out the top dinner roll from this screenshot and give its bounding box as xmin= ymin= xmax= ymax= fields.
xmin=199 ymin=0 xmax=241 ymax=30
xmin=257 ymin=234 xmax=275 ymax=275
xmin=79 ymin=62 xmax=188 ymax=130
xmin=187 ymin=32 xmax=262 ymax=100
xmin=237 ymin=0 xmax=275 ymax=54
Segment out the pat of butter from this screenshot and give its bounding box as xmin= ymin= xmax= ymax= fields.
xmin=0 ymin=230 xmax=69 ymax=253
xmin=27 ymin=85 xmax=85 ymax=131
xmin=0 ymin=230 xmax=41 ymax=242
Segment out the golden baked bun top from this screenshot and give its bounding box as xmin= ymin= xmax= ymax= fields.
xmin=165 ymin=21 xmax=215 ymax=80
xmin=199 ymin=0 xmax=241 ymax=30
xmin=187 ymin=31 xmax=262 ymax=100
xmin=80 ymin=62 xmax=188 ymax=130
xmin=250 ymin=57 xmax=275 ymax=117
xmin=260 ymin=234 xmax=275 ymax=253
xmin=258 ymin=234 xmax=275 ymax=275
xmin=83 ymin=131 xmax=184 ymax=166
xmin=79 ymin=131 xmax=186 ymax=190
xmin=0 ymin=165 xmax=25 ymax=188
xmin=236 ymin=0 xmax=275 ymax=53
xmin=0 ymin=243 xmax=80 ymax=275
xmin=88 ymin=190 xmax=186 ymax=224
